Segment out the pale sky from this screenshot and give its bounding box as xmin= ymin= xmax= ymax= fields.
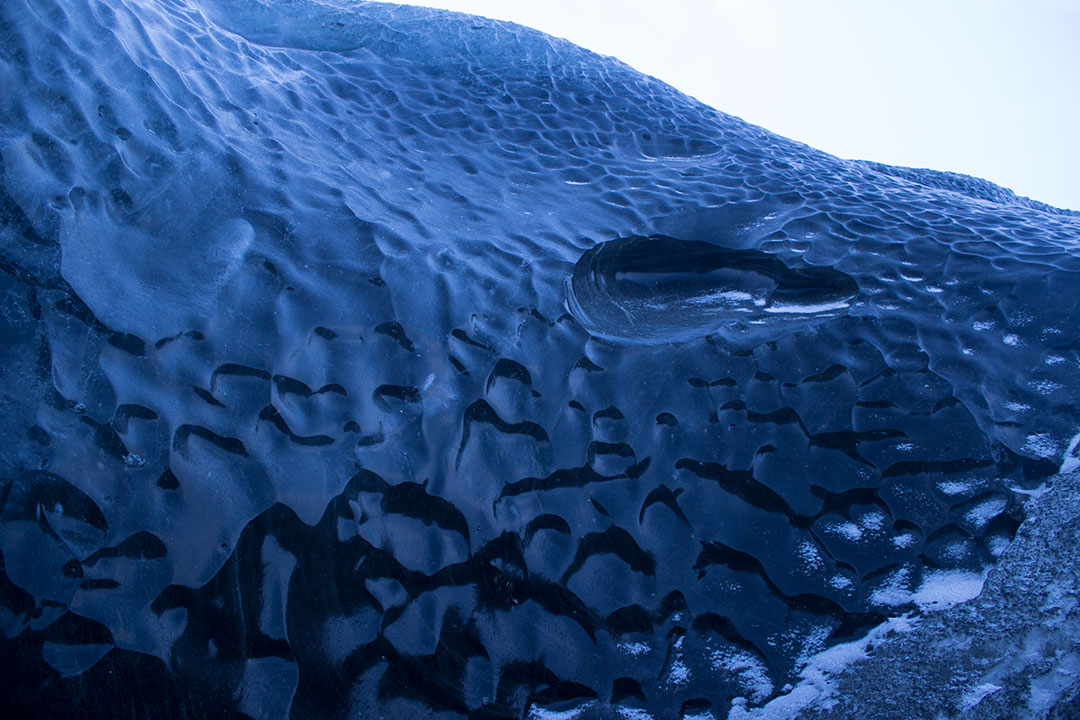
xmin=389 ymin=0 xmax=1080 ymax=210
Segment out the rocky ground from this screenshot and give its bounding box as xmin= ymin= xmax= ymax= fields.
xmin=739 ymin=468 xmax=1080 ymax=719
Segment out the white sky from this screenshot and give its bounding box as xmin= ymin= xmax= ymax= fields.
xmin=389 ymin=0 xmax=1080 ymax=210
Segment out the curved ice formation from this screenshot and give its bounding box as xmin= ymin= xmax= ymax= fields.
xmin=0 ymin=0 xmax=1078 ymax=718
xmin=567 ymin=236 xmax=860 ymax=345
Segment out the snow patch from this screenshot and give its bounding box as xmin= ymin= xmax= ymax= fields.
xmin=987 ymin=535 xmax=1012 ymax=557
xmin=680 ymin=712 xmax=716 ymax=720
xmin=870 ymin=568 xmax=913 ymax=607
xmin=938 ymin=480 xmax=974 ymax=496
xmin=829 ymin=575 xmax=852 ymax=591
xmin=1030 ymin=380 xmax=1064 ymax=395
xmin=617 ymin=641 xmax=651 ymax=656
xmin=912 ymin=570 xmax=986 ymax=610
xmin=870 ymin=568 xmax=985 ymax=611
xmin=528 ymin=703 xmax=594 ymax=720
xmin=858 ymin=511 xmax=886 ymax=533
xmin=829 ymin=522 xmax=863 ymax=542
xmin=796 ymin=540 xmax=824 ymax=571
xmin=711 ymin=647 xmax=774 ymax=703
xmin=960 ymin=682 xmax=1002 ymax=710
xmin=892 ymin=533 xmax=916 ymax=549
xmin=726 ymin=614 xmax=918 ymax=720
xmin=1023 ymin=433 xmax=1060 ymax=459
xmin=964 ymin=498 xmax=1007 ymax=531
xmin=1061 ymin=430 xmax=1080 ymax=474
xmin=1009 ymin=483 xmax=1051 ymax=499
xmin=666 ymin=657 xmax=691 ymax=686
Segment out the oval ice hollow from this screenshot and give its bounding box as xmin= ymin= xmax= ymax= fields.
xmin=567 ymin=235 xmax=860 ymax=346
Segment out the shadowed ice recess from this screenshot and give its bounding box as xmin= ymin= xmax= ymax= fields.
xmin=567 ymin=236 xmax=861 ymax=345
xmin=0 ymin=0 xmax=1078 ymax=718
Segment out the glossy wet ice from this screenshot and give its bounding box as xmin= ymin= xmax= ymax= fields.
xmin=567 ymin=236 xmax=861 ymax=345
xmin=0 ymin=0 xmax=1078 ymax=718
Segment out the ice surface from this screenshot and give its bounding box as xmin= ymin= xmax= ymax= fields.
xmin=1 ymin=0 xmax=1078 ymax=718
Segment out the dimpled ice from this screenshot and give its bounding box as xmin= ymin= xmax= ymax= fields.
xmin=1 ymin=1 xmax=1078 ymax=718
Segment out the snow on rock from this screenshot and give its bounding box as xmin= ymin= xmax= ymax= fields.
xmin=734 ymin=470 xmax=1080 ymax=719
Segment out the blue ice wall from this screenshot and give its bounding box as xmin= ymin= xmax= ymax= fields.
xmin=1 ymin=1 xmax=1078 ymax=717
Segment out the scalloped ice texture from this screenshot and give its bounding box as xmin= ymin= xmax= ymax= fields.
xmin=0 ymin=0 xmax=1078 ymax=718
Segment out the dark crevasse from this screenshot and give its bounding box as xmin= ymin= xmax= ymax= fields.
xmin=0 ymin=0 xmax=1079 ymax=718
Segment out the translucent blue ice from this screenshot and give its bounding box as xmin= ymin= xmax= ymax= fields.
xmin=1 ymin=1 xmax=1078 ymax=717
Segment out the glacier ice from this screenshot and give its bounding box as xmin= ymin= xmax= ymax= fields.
xmin=0 ymin=0 xmax=1078 ymax=718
